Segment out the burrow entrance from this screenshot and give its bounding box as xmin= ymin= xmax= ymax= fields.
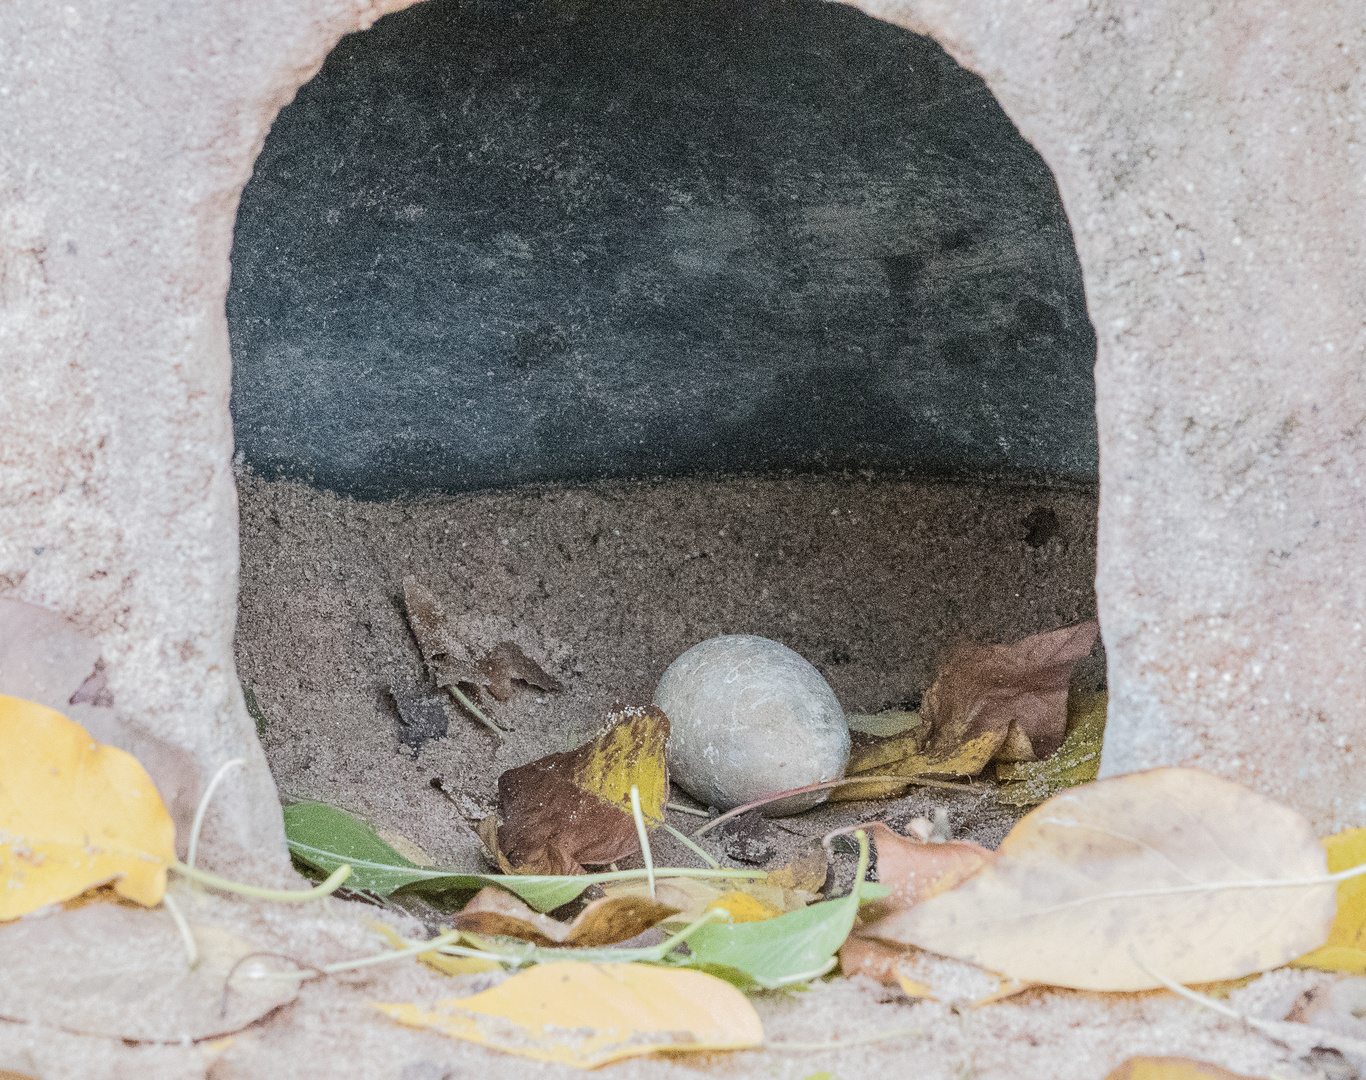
xmin=228 ymin=0 xmax=1102 ymax=876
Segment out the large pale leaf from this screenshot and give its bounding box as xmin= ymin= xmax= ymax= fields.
xmin=0 ymin=695 xmax=173 ymax=918
xmin=871 ymin=768 xmax=1335 ymax=990
xmin=1294 ymin=827 xmax=1366 ymax=973
xmin=375 ymin=962 xmax=763 ymax=1067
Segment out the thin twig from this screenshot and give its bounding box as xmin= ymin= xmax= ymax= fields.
xmin=630 ymin=785 xmax=655 ymax=901
xmin=187 ymin=757 xmax=245 ymax=871
xmin=172 ymin=860 xmax=352 ymax=901
xmin=694 ymin=776 xmax=983 ymax=838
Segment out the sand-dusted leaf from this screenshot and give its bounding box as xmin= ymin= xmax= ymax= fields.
xmin=1103 ymin=1059 xmax=1264 ymax=1080
xmin=1294 ymin=827 xmax=1366 ymax=974
xmin=846 ymin=709 xmax=926 ymax=739
xmin=453 ymin=885 xmax=678 ymax=946
xmin=0 ymin=695 xmax=174 ymax=918
xmin=375 ymin=962 xmax=763 ymax=1067
xmin=921 ymin=620 xmax=1099 ymax=769
xmin=996 ymin=691 xmax=1107 ymax=807
xmin=855 ymin=822 xmax=994 ymax=925
xmin=386 ymin=683 xmax=449 ymax=757
xmin=478 ymin=640 xmax=563 ymax=701
xmin=847 ymin=731 xmax=1001 ymax=782
xmin=871 ymin=768 xmax=1336 ymax=991
xmin=496 ymin=705 xmax=668 ymax=874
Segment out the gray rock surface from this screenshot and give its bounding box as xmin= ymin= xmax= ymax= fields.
xmin=656 ymin=635 xmax=850 ymax=811
xmin=228 ymin=0 xmax=1097 ymax=497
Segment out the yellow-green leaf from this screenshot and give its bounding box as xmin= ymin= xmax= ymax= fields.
xmin=375 ymin=962 xmax=763 ymax=1067
xmin=0 ymin=695 xmax=174 ymax=919
xmin=1293 ymin=827 xmax=1366 ymax=973
xmin=995 ymin=691 xmax=1107 ymax=806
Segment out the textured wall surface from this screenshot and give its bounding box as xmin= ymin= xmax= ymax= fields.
xmin=1 ymin=0 xmax=1363 ymax=880
xmin=228 ymin=0 xmax=1097 ymax=496
xmin=856 ymin=0 xmax=1366 ymax=826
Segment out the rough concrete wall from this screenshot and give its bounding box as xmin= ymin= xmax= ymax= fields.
xmin=0 ymin=0 xmax=417 ymax=878
xmin=1 ymin=0 xmax=1362 ymax=876
xmin=854 ymin=0 xmax=1366 ymax=829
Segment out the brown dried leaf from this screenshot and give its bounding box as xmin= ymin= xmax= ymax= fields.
xmin=839 ymin=935 xmax=1029 ymax=1005
xmin=401 ymin=578 xmax=481 ymax=690
xmin=453 ymin=885 xmax=679 ymax=946
xmin=478 ymin=640 xmax=563 ymax=702
xmin=923 ymin=620 xmax=1099 ymax=768
xmin=495 ymin=705 xmax=669 ymax=875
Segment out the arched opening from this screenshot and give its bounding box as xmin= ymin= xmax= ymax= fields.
xmin=227 ymin=0 xmax=1102 ymax=863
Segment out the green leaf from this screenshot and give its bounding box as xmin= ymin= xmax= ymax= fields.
xmin=283 ymin=801 xmax=763 ymax=912
xmin=679 ymin=832 xmax=869 ymax=988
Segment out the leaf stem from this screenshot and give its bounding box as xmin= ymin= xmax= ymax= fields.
xmin=662 ymin=822 xmax=720 ymax=868
xmin=763 ymin=1026 xmax=924 ymax=1051
xmin=630 ymin=785 xmax=655 ymax=901
xmin=448 ymin=684 xmax=503 ymax=738
xmin=170 ymin=860 xmax=352 ymax=901
xmin=186 ymin=756 xmax=245 ymax=871
xmin=665 ymin=801 xmax=713 ymax=818
xmin=161 ymin=890 xmax=198 ymax=969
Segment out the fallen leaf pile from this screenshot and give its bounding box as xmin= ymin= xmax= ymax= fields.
xmin=844 ymin=619 xmax=1100 ymax=793
xmin=10 ymin=596 xmax=1366 ymax=1076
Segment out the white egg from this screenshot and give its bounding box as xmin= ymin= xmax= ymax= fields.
xmin=655 ymin=634 xmax=850 ymax=812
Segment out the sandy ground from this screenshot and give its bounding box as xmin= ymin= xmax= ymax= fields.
xmin=193 ymin=472 xmax=1341 ymax=1080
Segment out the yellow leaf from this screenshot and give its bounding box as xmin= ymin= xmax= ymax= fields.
xmin=707 ymin=891 xmax=782 ymax=922
xmin=995 ymin=692 xmax=1107 ymax=806
xmin=1103 ymin=1057 xmax=1265 ymax=1080
xmin=567 ymin=705 xmax=669 ymax=824
xmin=370 ymin=923 xmax=501 ymax=976
xmin=869 ymin=768 xmax=1335 ymax=990
xmin=1293 ymin=826 xmax=1366 ymax=973
xmin=375 ymin=961 xmax=764 ymax=1067
xmin=850 ymin=730 xmax=1001 ymax=780
xmin=0 ymin=695 xmax=173 ymax=919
